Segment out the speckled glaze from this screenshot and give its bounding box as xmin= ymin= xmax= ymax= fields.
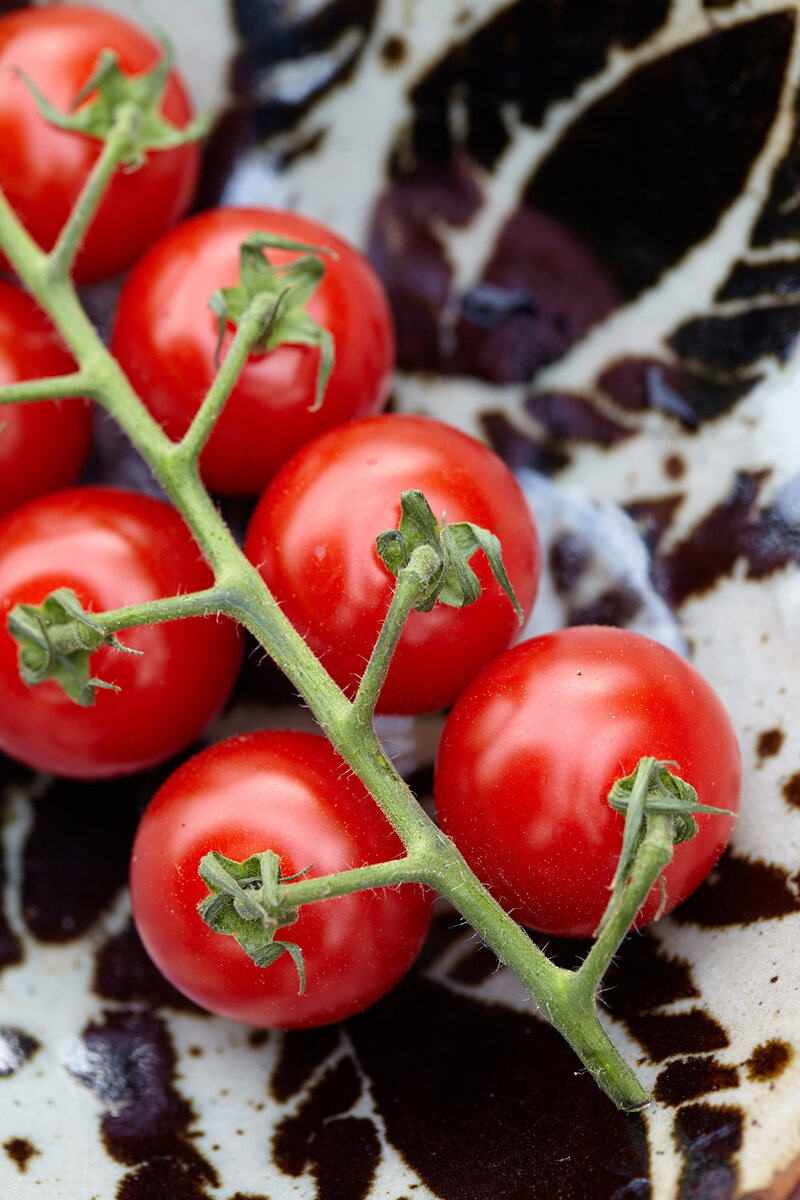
xmin=2 ymin=2 xmax=800 ymax=1198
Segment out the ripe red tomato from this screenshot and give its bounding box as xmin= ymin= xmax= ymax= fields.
xmin=129 ymin=730 xmax=433 ymax=1028
xmin=434 ymin=626 xmax=741 ymax=937
xmin=111 ymin=207 xmax=394 ymax=495
xmin=0 ymin=5 xmax=200 ymax=283
xmin=0 ymin=487 xmax=242 ymax=779
xmin=0 ymin=280 xmax=92 ymax=517
xmin=244 ymin=414 xmax=541 ymax=714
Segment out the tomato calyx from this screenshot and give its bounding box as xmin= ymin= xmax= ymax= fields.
xmin=8 ymin=587 xmax=140 ymax=706
xmin=208 ymin=233 xmax=337 ymax=411
xmin=376 ymin=489 xmax=524 ymax=618
xmin=198 ymin=849 xmax=307 ymax=991
xmin=595 ymin=755 xmax=738 ymax=937
xmin=16 ymin=25 xmax=209 ymax=166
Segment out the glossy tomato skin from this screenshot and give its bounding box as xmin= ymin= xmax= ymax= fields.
xmin=111 ymin=207 xmax=395 ymax=495
xmin=0 ymin=281 xmax=92 ymax=517
xmin=0 ymin=487 xmax=242 ymax=779
xmin=434 ymin=626 xmax=741 ymax=937
xmin=130 ymin=730 xmax=433 ymax=1028
xmin=244 ymin=414 xmax=541 ymax=715
xmin=0 ymin=5 xmax=200 ymax=282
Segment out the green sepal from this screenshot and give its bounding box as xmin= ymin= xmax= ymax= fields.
xmin=17 ymin=26 xmax=210 ymax=167
xmin=595 ymin=757 xmax=737 ymax=937
xmin=7 ymin=587 xmax=140 ymax=707
xmin=208 ymin=232 xmax=336 ymax=410
xmin=197 ymin=849 xmax=307 ymax=993
xmin=375 ymin=490 xmax=524 ymax=619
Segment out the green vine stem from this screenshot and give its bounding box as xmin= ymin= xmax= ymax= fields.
xmin=0 ymin=371 xmax=90 ymax=403
xmin=47 ymin=101 xmax=141 ymax=280
xmin=174 ymin=289 xmax=282 ymax=467
xmin=0 ymin=100 xmax=694 ymax=1114
xmin=351 ymin=544 xmax=441 ymax=723
xmin=12 ymin=588 xmax=225 ymax=660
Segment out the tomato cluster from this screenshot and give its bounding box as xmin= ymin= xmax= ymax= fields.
xmin=130 ymin=731 xmax=433 ymax=1028
xmin=434 ymin=626 xmax=741 ymax=938
xmin=0 ymin=4 xmax=200 ymax=282
xmin=245 ymin=412 xmax=541 ymax=714
xmin=0 ymin=279 xmax=92 ymax=518
xmin=112 ymin=207 xmax=395 ymax=496
xmin=0 ymin=4 xmax=741 ymax=1036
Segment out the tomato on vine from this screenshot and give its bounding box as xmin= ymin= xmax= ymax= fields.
xmin=0 ymin=4 xmax=201 ymax=282
xmin=130 ymin=730 xmax=433 ymax=1028
xmin=111 ymin=207 xmax=394 ymax=495
xmin=244 ymin=413 xmax=541 ymax=714
xmin=0 ymin=280 xmax=92 ymax=517
xmin=0 ymin=487 xmax=242 ymax=779
xmin=434 ymin=626 xmax=741 ymax=938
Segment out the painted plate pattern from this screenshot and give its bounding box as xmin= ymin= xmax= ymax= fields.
xmin=2 ymin=2 xmax=800 ymax=1198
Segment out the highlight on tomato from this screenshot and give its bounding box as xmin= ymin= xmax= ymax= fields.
xmin=244 ymin=413 xmax=541 ymax=715
xmin=0 ymin=487 xmax=242 ymax=779
xmin=129 ymin=730 xmax=433 ymax=1028
xmin=0 ymin=279 xmax=92 ymax=517
xmin=111 ymin=207 xmax=395 ymax=495
xmin=434 ymin=625 xmax=741 ymax=938
xmin=0 ymin=4 xmax=201 ymax=282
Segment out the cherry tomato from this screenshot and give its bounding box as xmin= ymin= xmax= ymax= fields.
xmin=111 ymin=207 xmax=394 ymax=495
xmin=244 ymin=414 xmax=541 ymax=714
xmin=130 ymin=730 xmax=433 ymax=1028
xmin=0 ymin=280 xmax=92 ymax=517
xmin=0 ymin=5 xmax=200 ymax=282
xmin=0 ymin=487 xmax=242 ymax=779
xmin=434 ymin=626 xmax=741 ymax=937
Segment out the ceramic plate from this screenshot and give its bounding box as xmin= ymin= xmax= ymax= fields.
xmin=2 ymin=2 xmax=800 ymax=1198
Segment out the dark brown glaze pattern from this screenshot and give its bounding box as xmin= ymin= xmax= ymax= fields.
xmin=624 ymin=1012 xmax=730 ymax=1067
xmin=671 ymin=306 xmax=800 ymax=373
xmin=715 ymin=259 xmax=800 ymax=303
xmin=0 ymin=1026 xmax=39 ymax=1076
xmin=526 ymin=14 xmax=791 ymax=298
xmin=66 ymin=1009 xmax=219 ymax=1200
xmin=651 ymin=472 xmax=772 ymax=606
xmin=745 ymin=1041 xmax=792 ymax=1083
xmin=480 ymin=409 xmax=572 ymax=476
xmin=404 ymin=0 xmax=670 ymax=171
xmin=0 ymin=760 xmax=23 ymax=972
xmin=3 ymin=1136 xmax=37 ymax=1172
xmin=654 ymin=1058 xmax=740 ymax=1107
xmin=93 ymin=921 xmax=209 ymax=1014
xmin=374 ymin=7 xmax=800 ymax=471
xmin=756 ymin=730 xmax=785 ymax=762
xmin=368 ymin=157 xmax=483 ymax=373
xmin=20 ymin=774 xmax=146 ymax=943
xmin=272 ymin=1057 xmax=381 ymax=1200
xmin=451 ymin=209 xmax=620 ymax=383
xmin=673 ymin=1105 xmax=743 ymax=1200
xmin=783 ymin=773 xmax=800 ymax=811
xmin=346 ymin=975 xmax=652 ymax=1200
xmin=198 ymin=0 xmax=381 ymax=208
xmin=753 ymin=83 xmax=800 ymax=247
xmin=270 ymin=1026 xmax=341 ymax=1104
xmin=671 ymin=853 xmax=800 ymax=929
xmin=525 ymin=390 xmax=632 ymax=446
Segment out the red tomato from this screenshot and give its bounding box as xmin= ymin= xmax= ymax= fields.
xmin=0 ymin=487 xmax=242 ymax=779
xmin=244 ymin=414 xmax=541 ymax=714
xmin=129 ymin=730 xmax=432 ymax=1028
xmin=0 ymin=280 xmax=92 ymax=517
xmin=111 ymin=207 xmax=394 ymax=495
xmin=0 ymin=5 xmax=200 ymax=282
xmin=434 ymin=626 xmax=741 ymax=937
